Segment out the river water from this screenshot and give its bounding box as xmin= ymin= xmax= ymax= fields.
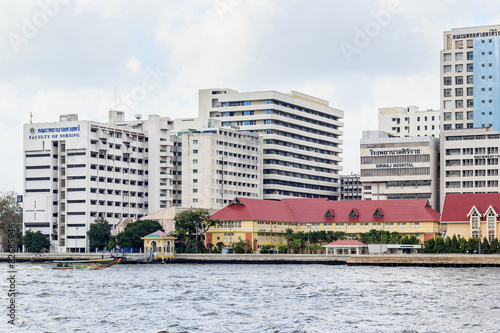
xmin=2 ymin=263 xmax=500 ymax=332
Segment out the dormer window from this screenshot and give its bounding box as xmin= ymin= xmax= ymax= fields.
xmin=325 ymin=209 xmax=334 ymax=218
xmin=349 ymin=209 xmax=358 ymax=218
xmin=373 ymin=209 xmax=383 ymax=218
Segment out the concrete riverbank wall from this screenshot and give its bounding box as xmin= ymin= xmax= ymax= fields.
xmin=2 ymin=252 xmax=500 ymax=267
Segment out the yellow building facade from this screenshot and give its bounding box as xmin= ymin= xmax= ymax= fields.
xmin=207 ymin=198 xmax=441 ymax=250
xmin=441 ymin=193 xmax=500 ymax=241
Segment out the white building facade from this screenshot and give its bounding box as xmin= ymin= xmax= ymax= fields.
xmin=378 ymin=106 xmax=440 ymax=138
xmin=360 ymin=131 xmax=440 ymax=211
xmin=339 ymin=174 xmax=363 ymax=201
xmin=172 ymin=127 xmax=263 ymax=209
xmin=440 ymin=127 xmax=500 ymax=208
xmin=192 ymin=88 xmax=344 ymax=201
xmin=23 ymin=112 xmax=174 ymax=253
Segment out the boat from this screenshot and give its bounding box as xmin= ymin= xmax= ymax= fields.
xmin=53 ymin=258 xmax=121 ymax=270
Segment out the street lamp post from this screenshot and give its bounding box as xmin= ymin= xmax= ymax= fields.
xmin=306 ymin=223 xmax=311 ymax=254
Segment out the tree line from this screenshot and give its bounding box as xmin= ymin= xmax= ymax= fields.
xmin=424 ymin=235 xmax=500 ymax=254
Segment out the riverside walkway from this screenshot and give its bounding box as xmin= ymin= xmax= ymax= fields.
xmin=2 ymin=252 xmax=500 ymax=267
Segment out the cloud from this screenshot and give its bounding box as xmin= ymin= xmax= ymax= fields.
xmin=126 ymin=56 xmax=142 ymax=73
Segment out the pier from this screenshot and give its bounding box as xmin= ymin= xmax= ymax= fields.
xmin=2 ymin=252 xmax=500 ymax=267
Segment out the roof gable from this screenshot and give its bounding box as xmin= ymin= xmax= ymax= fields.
xmin=467 ymin=206 xmax=481 ymax=218
xmin=349 ymin=209 xmax=359 ymax=218
xmin=325 ymin=209 xmax=334 ymax=218
xmin=485 ymin=205 xmax=499 ymax=217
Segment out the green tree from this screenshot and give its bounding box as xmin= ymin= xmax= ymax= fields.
xmin=434 ymin=236 xmax=445 ymax=253
xmin=425 ymin=237 xmax=435 ymax=252
xmin=285 ymin=228 xmax=294 ymax=253
xmin=87 ymin=218 xmax=112 ymax=251
xmin=459 ymin=237 xmax=467 ymax=253
xmin=0 ymin=191 xmax=23 ymax=252
xmin=490 ymin=238 xmax=499 ymax=254
xmin=481 ymin=237 xmax=490 ymax=254
xmin=260 ymin=244 xmax=274 ymax=254
xmin=107 ymin=236 xmax=117 ymax=251
xmin=233 ymin=239 xmax=252 ymax=254
xmin=22 ymin=230 xmax=50 ymax=253
xmin=451 ymin=234 xmax=460 ymax=252
xmin=389 ymin=232 xmax=402 ymax=244
xmin=278 ymin=244 xmax=288 ymax=254
xmin=444 ymin=236 xmax=452 ymax=252
xmin=214 ymin=241 xmax=225 ymax=254
xmin=401 ymin=235 xmax=411 ymax=244
xmin=173 ymin=209 xmax=219 ymax=252
xmin=310 ymin=243 xmax=323 ymax=254
xmin=466 ymin=237 xmax=478 ymax=253
xmin=116 ymin=219 xmax=163 ymax=249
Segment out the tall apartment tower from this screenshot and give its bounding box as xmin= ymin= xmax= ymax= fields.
xmin=440 ymin=25 xmax=500 ymax=209
xmin=195 ymin=88 xmax=344 ymax=200
xmin=23 ymin=111 xmax=174 ymax=253
xmin=441 ymin=25 xmax=500 ymax=131
xmin=378 ymin=106 xmax=440 ymax=138
xmin=172 ymin=127 xmax=263 ymax=209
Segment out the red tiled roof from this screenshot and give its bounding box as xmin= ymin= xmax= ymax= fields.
xmin=325 ymin=240 xmax=367 ymax=246
xmin=210 ymin=197 xmax=440 ymax=223
xmin=441 ymin=193 xmax=500 ymax=222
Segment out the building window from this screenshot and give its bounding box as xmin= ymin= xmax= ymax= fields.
xmin=455 ymin=76 xmax=463 ymax=85
xmin=467 ymin=51 xmax=473 ymax=60
xmin=456 ymin=112 xmax=463 ymax=120
xmin=456 ymin=100 xmax=463 ymax=108
xmin=455 ymin=64 xmax=463 ymax=73
xmin=467 ymin=75 xmax=473 ymax=84
xmin=455 ymin=88 xmax=463 ymax=96
xmin=444 ymin=65 xmax=451 ymax=73
xmin=444 ymin=112 xmax=452 ymax=121
xmin=444 ymin=101 xmax=451 ymax=110
xmin=444 ymin=89 xmax=451 ymax=97
xmin=466 ymin=63 xmax=473 ymax=72
xmin=444 ymin=53 xmax=451 ymax=61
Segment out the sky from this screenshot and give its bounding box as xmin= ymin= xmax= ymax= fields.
xmin=2 ymin=0 xmax=500 ymax=194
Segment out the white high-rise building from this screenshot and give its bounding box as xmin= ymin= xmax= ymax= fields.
xmin=23 ymin=111 xmax=174 ymax=253
xmin=172 ymin=127 xmax=263 ymax=209
xmin=190 ymin=88 xmax=344 ymax=200
xmin=440 ymin=25 xmax=500 ymax=209
xmin=440 ymin=127 xmax=500 ymax=208
xmin=378 ymin=106 xmax=440 ymax=138
xmin=440 ymin=24 xmax=500 ymax=131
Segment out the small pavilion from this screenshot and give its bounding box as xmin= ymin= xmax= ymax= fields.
xmin=323 ymin=240 xmax=368 ymax=255
xmin=141 ymin=230 xmax=177 ymax=260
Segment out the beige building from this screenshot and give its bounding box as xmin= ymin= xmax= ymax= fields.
xmin=360 ymin=130 xmax=440 ymax=211
xmin=192 ymin=88 xmax=344 ymax=201
xmin=378 ymin=106 xmax=440 ymax=138
xmin=172 ymin=127 xmax=262 ymax=209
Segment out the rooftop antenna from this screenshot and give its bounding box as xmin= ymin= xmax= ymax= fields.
xmin=30 ymin=112 xmax=32 ymax=124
